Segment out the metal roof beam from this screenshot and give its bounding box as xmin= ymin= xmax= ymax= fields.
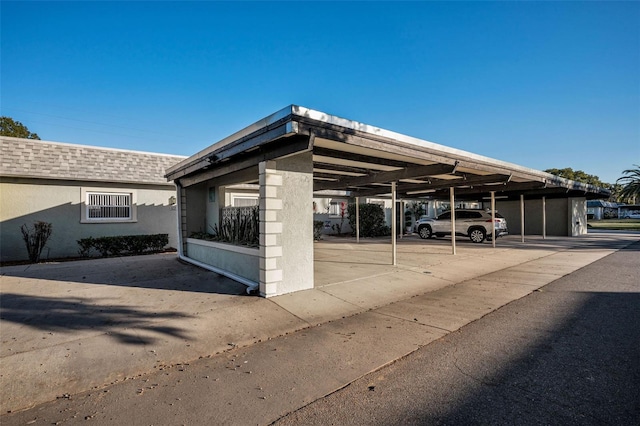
xmin=314 ymin=163 xmax=457 ymax=192
xmin=312 ymin=146 xmax=410 ymax=168
xmin=349 ymin=173 xmax=513 ymax=198
xmin=313 ymin=162 xmax=371 ymax=175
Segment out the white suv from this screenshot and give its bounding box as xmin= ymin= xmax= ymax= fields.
xmin=414 ymin=209 xmax=508 ymax=243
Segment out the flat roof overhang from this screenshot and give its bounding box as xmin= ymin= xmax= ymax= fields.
xmin=165 ymin=105 xmax=610 ymax=200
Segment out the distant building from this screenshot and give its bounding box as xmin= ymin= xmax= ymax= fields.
xmin=618 ymin=204 xmax=640 ymax=219
xmin=587 ymin=200 xmax=619 ymax=220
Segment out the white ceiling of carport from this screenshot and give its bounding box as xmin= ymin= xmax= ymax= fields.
xmin=310 ymin=137 xmax=532 ymax=199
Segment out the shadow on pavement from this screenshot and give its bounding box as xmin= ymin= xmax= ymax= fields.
xmin=275 ymin=242 xmax=640 ymax=425
xmin=427 ymin=243 xmax=640 ymax=424
xmin=0 ymin=255 xmax=247 ymax=296
xmin=0 ymin=293 xmax=194 ymax=345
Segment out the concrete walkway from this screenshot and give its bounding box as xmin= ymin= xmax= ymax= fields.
xmin=1 ymin=232 xmax=638 ymax=416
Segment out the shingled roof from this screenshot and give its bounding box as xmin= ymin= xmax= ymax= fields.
xmin=0 ymin=136 xmax=186 ymax=185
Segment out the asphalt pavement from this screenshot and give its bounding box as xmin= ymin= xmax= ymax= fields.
xmin=275 ymin=241 xmax=640 ymax=425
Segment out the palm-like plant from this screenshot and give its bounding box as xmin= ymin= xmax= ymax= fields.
xmin=617 ymin=165 xmax=640 ymax=204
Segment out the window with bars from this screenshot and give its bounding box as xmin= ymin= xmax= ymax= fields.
xmin=328 ymin=200 xmax=348 ymax=217
xmin=86 ymin=192 xmax=132 ymax=220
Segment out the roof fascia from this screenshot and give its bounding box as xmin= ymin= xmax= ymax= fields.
xmin=165 ymin=105 xmax=297 ymax=179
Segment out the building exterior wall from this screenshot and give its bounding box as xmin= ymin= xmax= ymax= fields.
xmin=495 ymin=197 xmax=587 ymax=236
xmin=186 ymin=238 xmax=259 ymax=283
xmin=0 ymin=178 xmax=179 ymax=262
xmin=184 ymin=182 xmax=208 ymax=237
xmin=588 ymin=207 xmax=604 ymax=220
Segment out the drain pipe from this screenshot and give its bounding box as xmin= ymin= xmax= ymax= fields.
xmin=177 ymin=253 xmax=259 ymax=295
xmin=175 ymin=181 xmax=259 ymax=295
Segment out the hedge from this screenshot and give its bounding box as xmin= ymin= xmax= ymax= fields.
xmin=347 ymin=203 xmax=390 ymax=237
xmin=77 ymin=234 xmax=169 ymax=257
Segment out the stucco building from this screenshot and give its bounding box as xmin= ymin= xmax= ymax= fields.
xmin=0 ymin=136 xmax=186 ymax=262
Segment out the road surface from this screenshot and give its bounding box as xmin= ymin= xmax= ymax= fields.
xmin=275 ymin=242 xmax=640 ymax=425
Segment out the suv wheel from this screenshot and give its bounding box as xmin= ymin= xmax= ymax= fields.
xmin=418 ymin=225 xmax=433 ymax=239
xmin=468 ymin=227 xmax=486 ymax=243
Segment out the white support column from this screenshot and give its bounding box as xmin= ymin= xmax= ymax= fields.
xmin=400 ymin=200 xmax=404 ymax=239
xmin=450 ymin=186 xmax=456 ymax=255
xmin=491 ymin=191 xmax=496 ymax=248
xmin=258 ymin=154 xmax=314 ymax=297
xmin=542 ymin=196 xmax=547 ymax=240
xmin=520 ymin=194 xmax=525 ymax=243
xmin=175 ymin=181 xmax=187 ymax=256
xmin=391 ymin=182 xmax=397 ymax=266
xmin=259 ymin=161 xmax=283 ymax=297
xmin=355 ymin=196 xmax=360 ymax=244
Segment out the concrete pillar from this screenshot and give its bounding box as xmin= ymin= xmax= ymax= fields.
xmin=491 ymin=191 xmax=496 ymax=248
xmin=400 ymin=200 xmax=404 ymax=239
xmin=542 ymin=196 xmax=547 ymax=239
xmin=520 ymin=194 xmax=525 ymax=243
xmin=259 ymin=153 xmax=314 ymax=297
xmin=355 ymin=196 xmax=360 ymax=243
xmin=176 ymin=181 xmax=188 ymax=256
xmin=569 ymin=197 xmax=587 ymax=236
xmin=450 ymin=187 xmax=456 ymax=255
xmin=391 ymin=182 xmax=397 ymax=266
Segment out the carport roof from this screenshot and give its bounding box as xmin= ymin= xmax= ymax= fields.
xmin=165 ymin=105 xmax=610 ymax=200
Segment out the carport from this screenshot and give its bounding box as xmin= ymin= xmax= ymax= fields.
xmin=165 ymin=105 xmax=609 ymax=297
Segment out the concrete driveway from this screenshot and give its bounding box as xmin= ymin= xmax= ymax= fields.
xmin=2 ymin=232 xmax=638 ymax=414
xmin=0 ymin=254 xmax=307 ymax=413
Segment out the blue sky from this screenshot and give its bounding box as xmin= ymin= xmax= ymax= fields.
xmin=2 ymin=1 xmax=638 ymax=184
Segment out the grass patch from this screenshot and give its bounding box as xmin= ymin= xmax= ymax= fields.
xmin=588 ymin=219 xmax=640 ymax=231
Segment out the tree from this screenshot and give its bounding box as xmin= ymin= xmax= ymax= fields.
xmin=617 ymin=165 xmax=640 ymax=204
xmin=545 ymin=167 xmax=622 ymax=201
xmin=0 ymin=116 xmax=40 ymax=139
xmin=544 ymin=167 xmax=606 ymax=187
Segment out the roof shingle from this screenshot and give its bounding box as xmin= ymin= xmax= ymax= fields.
xmin=1 ymin=137 xmax=186 ymax=185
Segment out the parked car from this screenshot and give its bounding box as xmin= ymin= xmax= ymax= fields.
xmin=621 ymin=210 xmax=640 ymax=219
xmin=414 ymin=209 xmax=508 ymax=243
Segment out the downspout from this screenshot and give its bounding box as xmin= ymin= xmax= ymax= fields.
xmin=178 ymin=254 xmax=259 ymax=294
xmin=175 ymin=180 xmax=259 ymax=294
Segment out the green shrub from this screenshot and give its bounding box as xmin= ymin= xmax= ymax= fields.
xmin=77 ymin=234 xmax=168 ymax=257
xmin=190 ymin=206 xmax=259 ymax=247
xmin=347 ymin=203 xmax=390 ymax=237
xmin=219 ymin=206 xmax=259 ymax=247
xmin=77 ymin=237 xmax=94 ymax=257
xmin=313 ymin=220 xmax=324 ymax=240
